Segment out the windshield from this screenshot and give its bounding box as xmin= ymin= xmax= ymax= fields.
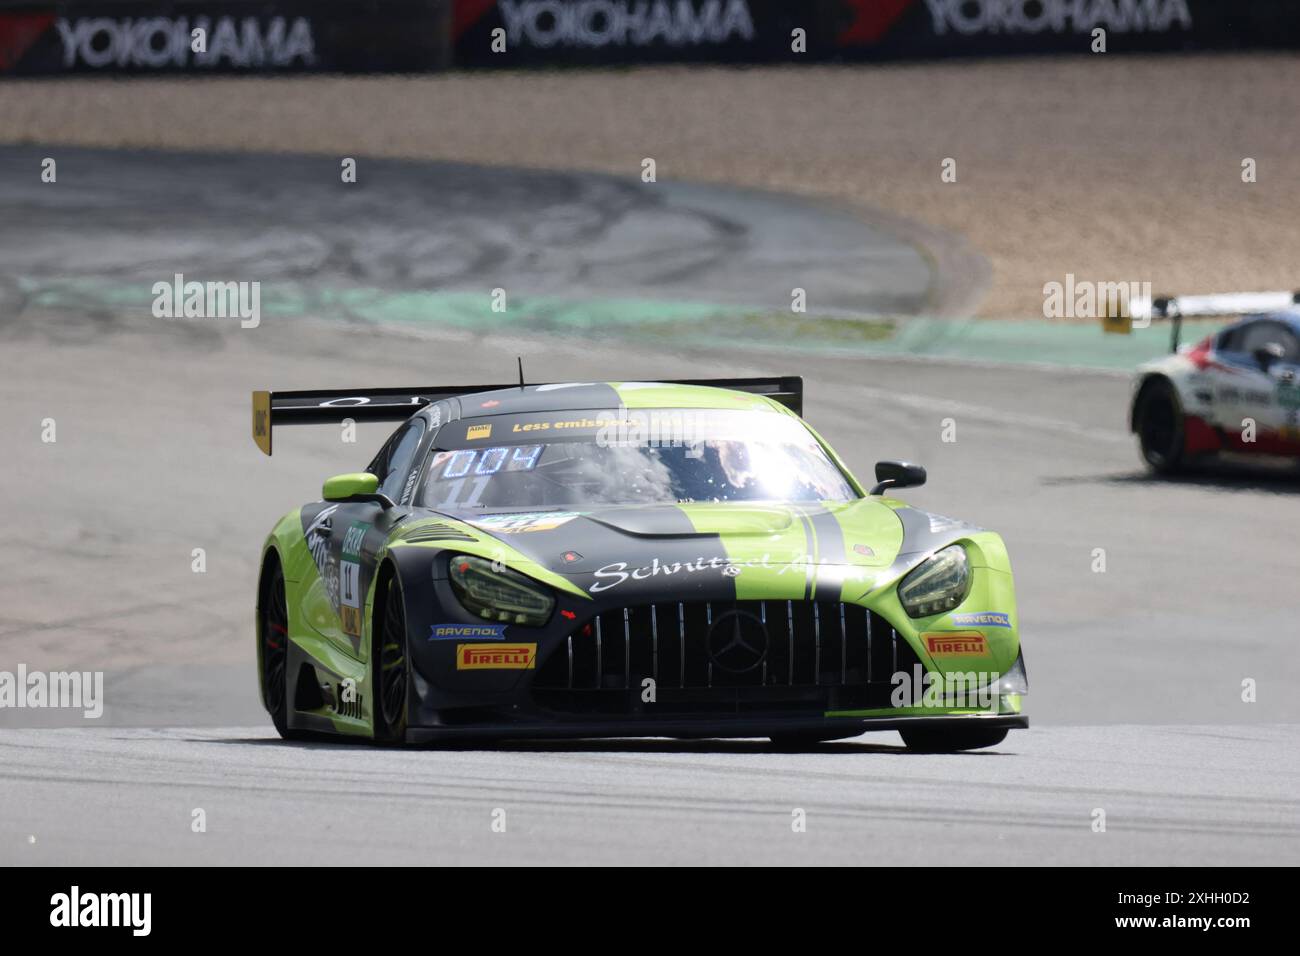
xmin=419 ymin=408 xmax=858 ymax=512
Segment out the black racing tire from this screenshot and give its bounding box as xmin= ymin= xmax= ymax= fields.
xmin=900 ymin=727 xmax=1008 ymax=752
xmin=1134 ymin=378 xmax=1186 ymax=474
xmin=373 ymin=568 xmax=410 ymax=744
xmin=260 ymin=560 xmax=302 ymax=740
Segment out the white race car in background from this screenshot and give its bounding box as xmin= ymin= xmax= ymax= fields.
xmin=1124 ymin=291 xmax=1300 ymax=473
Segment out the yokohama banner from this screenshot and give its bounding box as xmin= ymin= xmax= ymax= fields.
xmin=829 ymin=0 xmax=1300 ymax=59
xmin=0 ymin=0 xmax=453 ymax=74
xmin=3 ymin=0 xmax=1295 ymax=73
xmin=452 ymin=0 xmax=1300 ymax=66
xmin=453 ymin=0 xmax=806 ymax=64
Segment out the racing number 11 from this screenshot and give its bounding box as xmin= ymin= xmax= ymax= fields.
xmin=436 ymin=477 xmax=490 ymax=510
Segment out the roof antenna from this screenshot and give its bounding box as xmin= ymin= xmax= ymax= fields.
xmin=517 ymin=357 xmax=525 ymax=390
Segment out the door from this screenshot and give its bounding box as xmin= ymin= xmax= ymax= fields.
xmin=301 ymin=419 xmax=427 ymax=658
xmin=1213 ymin=320 xmax=1300 ymax=450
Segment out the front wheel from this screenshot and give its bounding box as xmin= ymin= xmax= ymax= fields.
xmin=373 ymin=569 xmax=410 ymax=744
xmin=1135 ymin=378 xmax=1186 ymax=474
xmin=900 ymin=727 xmax=1008 ymax=752
xmin=260 ymin=561 xmax=302 ymax=740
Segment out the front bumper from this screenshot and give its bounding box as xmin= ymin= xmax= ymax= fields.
xmin=405 ymin=711 xmax=1027 ymax=744
xmin=404 ymin=582 xmax=1028 ymax=742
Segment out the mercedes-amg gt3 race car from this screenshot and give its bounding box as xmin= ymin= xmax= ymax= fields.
xmin=252 ymin=377 xmax=1027 ymax=751
xmin=1125 ymin=291 xmax=1300 ymax=473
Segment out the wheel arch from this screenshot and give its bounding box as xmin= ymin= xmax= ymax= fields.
xmin=369 ymin=555 xmax=400 ymax=654
xmin=369 ymin=552 xmax=421 ymax=742
xmin=368 ymin=544 xmax=446 ymax=741
xmin=368 ymin=545 xmax=437 ymax=646
xmin=1130 ymin=372 xmax=1182 ymax=433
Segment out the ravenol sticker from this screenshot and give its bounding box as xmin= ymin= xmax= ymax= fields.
xmin=466 ymin=424 xmax=492 ymax=440
xmin=456 ymin=643 xmax=537 ymax=670
xmin=469 ymin=512 xmax=580 ymax=534
xmin=949 ymin=611 xmax=1011 ymax=629
xmin=431 ymin=623 xmax=507 ymax=641
xmin=923 ymin=632 xmax=989 ymax=657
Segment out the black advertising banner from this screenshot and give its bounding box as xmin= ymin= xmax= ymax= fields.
xmin=826 ymin=0 xmax=1300 ymax=59
xmin=452 ymin=0 xmax=809 ymax=65
xmin=0 ymin=868 xmax=1279 ymax=940
xmin=4 ymin=2 xmax=1299 ymax=75
xmin=0 ymin=0 xmax=453 ymax=74
xmin=452 ymin=0 xmax=1300 ymax=67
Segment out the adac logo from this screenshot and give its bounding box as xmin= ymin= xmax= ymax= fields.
xmin=431 ymin=623 xmax=506 ymax=641
xmin=467 ymin=423 xmax=492 ymax=440
xmin=457 ymin=643 xmax=536 ymax=670
xmin=924 ymin=632 xmax=988 ymax=657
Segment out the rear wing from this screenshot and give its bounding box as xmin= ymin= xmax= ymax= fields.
xmin=251 ymin=376 xmax=803 ymax=455
xmin=666 ymin=376 xmax=803 ymax=415
xmin=1102 ymin=290 xmax=1300 ymax=351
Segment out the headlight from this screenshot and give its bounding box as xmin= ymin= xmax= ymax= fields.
xmin=898 ymin=545 xmax=971 ymax=618
xmin=449 ymin=555 xmax=554 ymax=627
xmin=994 ymin=651 xmax=1028 ymax=695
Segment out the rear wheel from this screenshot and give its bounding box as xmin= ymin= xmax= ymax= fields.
xmin=900 ymin=727 xmax=1008 ymax=752
xmin=260 ymin=562 xmax=296 ymax=740
xmin=373 ymin=570 xmax=410 ymax=743
xmin=1135 ymin=378 xmax=1186 ymax=474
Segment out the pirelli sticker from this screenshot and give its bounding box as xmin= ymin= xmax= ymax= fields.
xmin=457 ymin=643 xmax=537 ymax=670
xmin=923 ymin=632 xmax=989 ymax=657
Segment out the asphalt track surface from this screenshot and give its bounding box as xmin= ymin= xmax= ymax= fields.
xmin=0 ymin=146 xmax=947 ymax=318
xmin=2 ymin=149 xmax=1298 ymax=865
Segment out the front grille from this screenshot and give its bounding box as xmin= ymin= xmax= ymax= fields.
xmin=531 ymin=600 xmax=922 ymax=717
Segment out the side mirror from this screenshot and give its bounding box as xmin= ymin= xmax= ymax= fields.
xmin=869 ymin=460 xmax=926 ymax=496
xmin=1254 ymin=342 xmax=1286 ymax=370
xmin=322 ymin=472 xmax=395 ymax=510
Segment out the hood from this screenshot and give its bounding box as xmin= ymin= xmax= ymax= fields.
xmin=456 ymin=499 xmax=909 ymax=603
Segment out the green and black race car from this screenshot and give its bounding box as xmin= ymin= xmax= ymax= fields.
xmin=252 ymin=377 xmax=1027 ymax=751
